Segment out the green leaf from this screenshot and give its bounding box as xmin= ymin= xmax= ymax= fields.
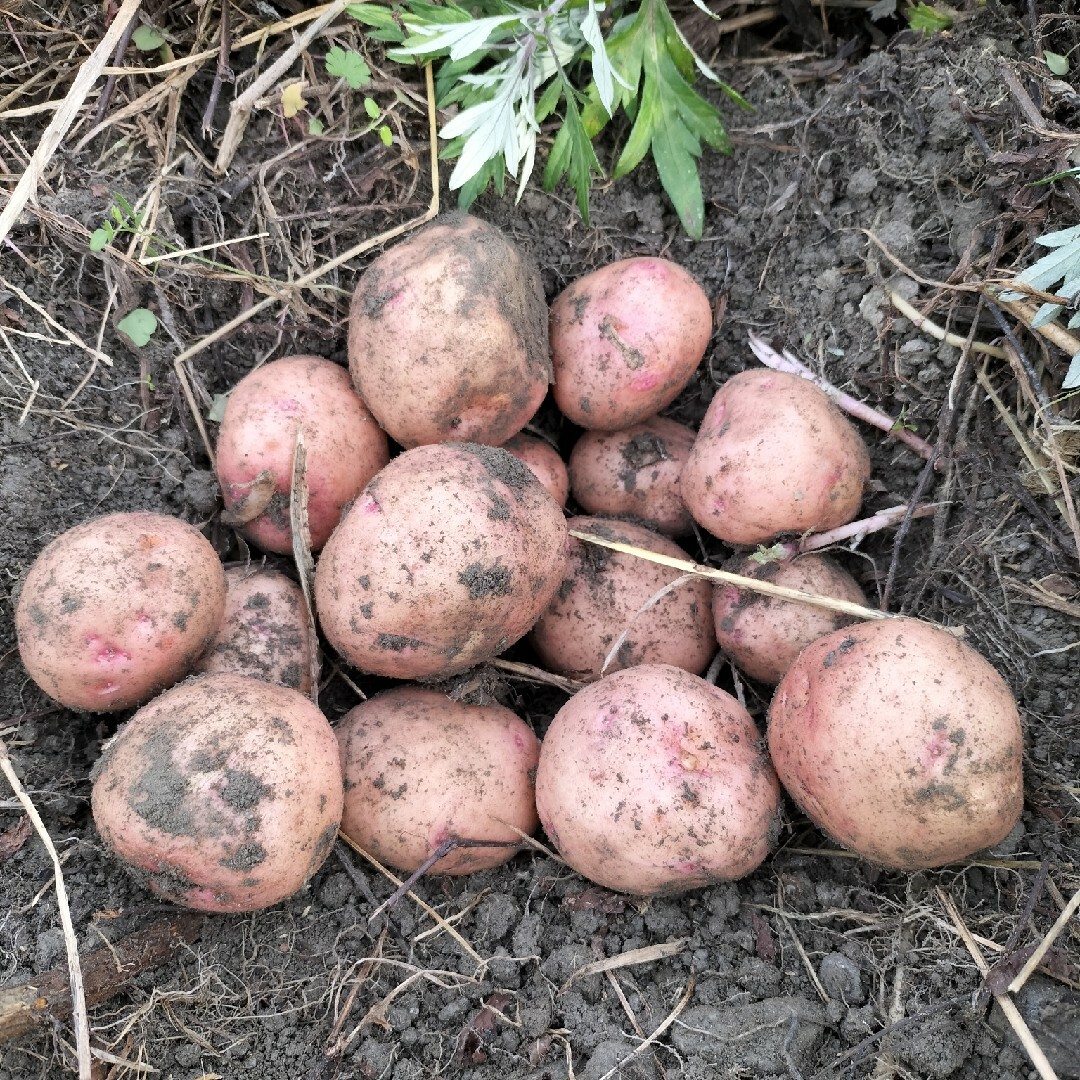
xmin=326 ymin=46 xmax=371 ymax=89
xmin=307 ymin=116 xmax=325 ymax=135
xmin=905 ymin=3 xmax=954 ymax=32
xmin=117 ymin=308 xmax=158 ymax=347
xmin=89 ymin=227 xmax=110 ymax=252
xmin=1044 ymin=51 xmax=1070 ymax=76
xmin=379 ymin=124 xmax=393 ymax=146
xmin=364 ymin=96 xmax=381 ymax=120
xmin=345 ymin=3 xmax=406 ymax=42
xmin=131 ymin=25 xmax=166 ymax=51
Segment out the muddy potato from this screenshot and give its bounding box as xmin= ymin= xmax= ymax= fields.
xmin=768 ymin=619 xmax=1024 ymax=869
xmin=530 ymin=517 xmax=715 ymax=679
xmin=348 ymin=214 xmax=550 ymax=448
xmin=337 ymin=686 xmax=540 ymax=875
xmin=680 ymin=369 xmax=871 ymax=545
xmin=501 ymin=432 xmax=569 ymax=507
xmin=194 ymin=566 xmax=313 ymax=692
xmin=314 ymin=444 xmax=568 ymax=679
xmin=550 ymin=258 xmax=712 ymax=430
xmin=713 ymin=552 xmax=868 ymax=685
xmin=216 ymin=354 xmax=389 ymax=554
xmin=15 ymin=512 xmax=226 ymax=712
xmin=91 ymin=674 xmax=342 ymax=912
xmin=569 ymin=416 xmax=695 ymax=536
xmin=536 ymin=664 xmax=782 ymax=895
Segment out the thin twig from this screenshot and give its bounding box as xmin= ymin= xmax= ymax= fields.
xmin=0 ymin=739 xmax=91 ymax=1080
xmin=201 ymin=0 xmax=233 ymax=135
xmin=1008 ymin=887 xmax=1080 ymax=995
xmin=937 ymin=888 xmax=1059 ymax=1080
xmin=597 ymin=972 xmax=695 ymax=1080
xmin=888 ymin=291 xmax=1006 ymax=359
xmin=0 ymin=0 xmax=144 ymax=246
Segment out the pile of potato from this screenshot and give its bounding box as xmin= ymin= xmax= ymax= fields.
xmin=13 ymin=214 xmax=1024 ymax=911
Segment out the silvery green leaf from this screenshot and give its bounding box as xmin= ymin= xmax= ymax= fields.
xmin=580 ymin=0 xmax=625 ymax=114
xmin=1069 ymin=311 xmax=1080 ymax=329
xmin=398 ymin=14 xmax=518 ymax=60
xmin=686 ymin=0 xmax=719 ymax=16
xmin=1035 ymin=224 xmax=1080 ymax=247
xmin=1012 ymin=242 xmax=1080 ymax=292
xmin=672 ymin=19 xmax=721 ymax=84
xmin=1063 ymin=349 xmax=1080 ymax=389
xmin=1032 ymin=302 xmax=1064 ymax=328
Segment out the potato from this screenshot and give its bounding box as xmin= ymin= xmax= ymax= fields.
xmin=531 ymin=518 xmax=715 ymax=679
xmin=216 ymin=354 xmax=389 ymax=554
xmin=501 ymin=432 xmax=569 ymax=507
xmin=568 ymin=416 xmax=695 ymax=536
xmin=91 ymin=674 xmax=342 ymax=912
xmin=550 ymin=257 xmax=712 ymax=430
xmin=768 ymin=619 xmax=1024 ymax=869
xmin=680 ymin=369 xmax=871 ymax=545
xmin=713 ymin=552 xmax=868 ymax=685
xmin=314 ymin=444 xmax=568 ymax=679
xmin=536 ymin=664 xmax=781 ymax=895
xmin=337 ymin=686 xmax=540 ymax=875
xmin=194 ymin=565 xmax=313 ymax=692
xmin=15 ymin=512 xmax=226 ymax=712
xmin=348 ymin=214 xmax=550 ymax=448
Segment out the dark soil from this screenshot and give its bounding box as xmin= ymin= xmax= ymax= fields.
xmin=2 ymin=3 xmax=1079 ymax=1079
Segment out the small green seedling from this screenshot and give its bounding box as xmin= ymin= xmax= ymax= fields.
xmin=89 ymin=195 xmax=146 ymax=253
xmin=117 ymin=308 xmax=158 ymax=347
xmin=906 ymin=2 xmax=954 ymax=32
xmin=749 ymin=543 xmax=789 ymax=566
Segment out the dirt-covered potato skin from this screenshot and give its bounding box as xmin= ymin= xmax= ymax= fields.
xmin=216 ymin=354 xmax=389 ymax=554
xmin=348 ymin=214 xmax=551 ymax=448
xmin=314 ymin=444 xmax=568 ymax=679
xmin=15 ymin=512 xmax=226 ymax=712
xmin=550 ymin=258 xmax=712 ymax=430
xmin=531 ymin=518 xmax=715 ymax=679
xmin=680 ymin=369 xmax=872 ymax=545
xmin=194 ymin=566 xmax=312 ymax=692
xmin=536 ymin=664 xmax=781 ymax=895
xmin=768 ymin=619 xmax=1024 ymax=869
xmin=90 ymin=674 xmax=343 ymax=912
xmin=337 ymin=686 xmax=540 ymax=875
xmin=713 ymin=552 xmax=868 ymax=685
xmin=569 ymin=416 xmax=695 ymax=536
xmin=501 ymin=433 xmax=569 ymax=507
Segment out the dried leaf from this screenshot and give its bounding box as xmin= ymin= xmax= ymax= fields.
xmin=0 ymin=815 xmax=32 ymax=864
xmin=560 ymin=938 xmax=687 ymax=992
xmin=220 ymin=469 xmax=276 ymax=527
xmin=290 ymin=431 xmax=321 ymax=702
xmin=455 ymin=991 xmax=513 ymax=1065
xmin=281 ymin=81 xmax=307 ymax=118
xmin=562 ymin=886 xmax=627 ymax=914
xmin=750 ymin=910 xmax=777 ymax=962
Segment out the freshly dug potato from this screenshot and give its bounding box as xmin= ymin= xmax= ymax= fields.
xmin=501 ymin=432 xmax=569 ymax=507
xmin=315 ymin=444 xmax=568 ymax=679
xmin=91 ymin=674 xmax=342 ymax=912
xmin=216 ymin=354 xmax=389 ymax=554
xmin=569 ymin=416 xmax=695 ymax=536
xmin=337 ymin=686 xmax=540 ymax=875
xmin=530 ymin=517 xmax=715 ymax=679
xmin=194 ymin=566 xmax=313 ymax=692
xmin=348 ymin=214 xmax=550 ymax=448
xmin=768 ymin=619 xmax=1024 ymax=869
xmin=713 ymin=552 xmax=868 ymax=685
xmin=536 ymin=664 xmax=782 ymax=895
xmin=550 ymin=257 xmax=712 ymax=430
xmin=15 ymin=512 xmax=226 ymax=712
xmin=680 ymin=370 xmax=872 ymax=545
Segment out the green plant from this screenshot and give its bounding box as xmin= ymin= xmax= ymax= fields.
xmin=1000 ymin=224 xmax=1080 ymax=388
xmin=323 ymin=45 xmax=394 ymax=146
xmin=89 ymin=195 xmax=147 ymax=253
xmin=346 ymin=0 xmax=747 ymax=239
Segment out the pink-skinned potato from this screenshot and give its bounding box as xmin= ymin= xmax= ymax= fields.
xmin=501 ymin=433 xmax=569 ymax=507
xmin=348 ymin=214 xmax=550 ymax=448
xmin=569 ymin=416 xmax=695 ymax=536
xmin=768 ymin=619 xmax=1024 ymax=869
xmin=536 ymin=664 xmax=782 ymax=895
xmin=314 ymin=444 xmax=568 ymax=679
xmin=713 ymin=551 xmax=868 ymax=685
xmin=337 ymin=686 xmax=540 ymax=875
xmin=91 ymin=674 xmax=343 ymax=912
xmin=15 ymin=512 xmax=226 ymax=712
xmin=680 ymin=369 xmax=871 ymax=545
xmin=194 ymin=565 xmax=313 ymax=693
xmin=530 ymin=517 xmax=715 ymax=679
xmin=216 ymin=354 xmax=389 ymax=554
xmin=550 ymin=258 xmax=712 ymax=430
